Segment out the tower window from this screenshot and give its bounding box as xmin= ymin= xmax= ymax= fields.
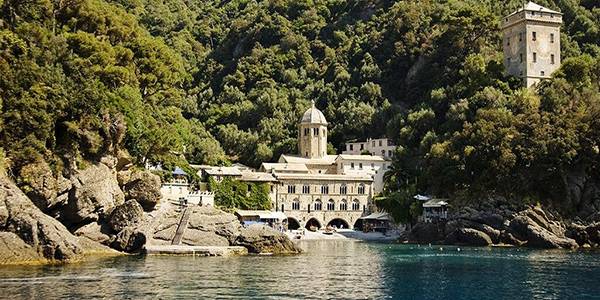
xmin=287 ymin=185 xmax=296 ymax=194
xmin=519 ymin=53 xmax=523 ymax=63
xmin=532 ymin=32 xmax=536 ymax=41
xmin=533 ymin=52 xmax=537 ymax=62
xmin=304 ymin=128 xmax=309 ymax=136
xmin=519 ymin=33 xmax=522 ymax=41
xmin=551 ymin=54 xmax=555 ymax=64
xmin=351 ymin=162 xmax=355 ymax=169
xmin=313 ymin=128 xmax=318 ymax=136
xmin=550 ymin=33 xmax=554 ymax=43
xmin=507 ymin=37 xmax=510 ymax=46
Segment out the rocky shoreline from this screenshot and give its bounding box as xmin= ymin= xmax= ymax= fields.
xmin=0 ymin=156 xmax=301 ymax=266
xmin=409 ymin=196 xmax=600 ymax=249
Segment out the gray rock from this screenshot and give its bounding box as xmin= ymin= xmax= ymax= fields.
xmin=499 ymin=232 xmax=526 ymax=246
xmin=0 ymin=232 xmax=46 ymax=265
xmin=121 ymin=170 xmax=161 ymax=211
xmin=18 ymin=161 xmax=71 ymax=212
xmin=526 ymin=224 xmax=578 ymax=249
xmin=181 ymin=229 xmax=230 ymax=246
xmin=234 ymin=224 xmax=302 ymax=254
xmin=1 ymin=174 xmax=83 ymax=262
xmin=187 ymin=206 xmax=242 ymax=244
xmin=586 ymin=223 xmax=600 ymax=245
xmin=60 ymin=162 xmax=124 ymax=225
xmin=73 ymin=222 xmax=112 ymax=245
xmin=457 ymin=228 xmax=492 ymax=246
xmin=410 ymin=222 xmax=443 ymax=244
xmin=107 ymin=200 xmax=144 ymax=232
xmin=111 ymin=227 xmax=146 ymax=252
xmin=153 ymin=225 xmax=177 ymax=242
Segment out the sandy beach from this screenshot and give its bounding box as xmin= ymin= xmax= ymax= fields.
xmin=285 ymin=228 xmax=400 ymax=242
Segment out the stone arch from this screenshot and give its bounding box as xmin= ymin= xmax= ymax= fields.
xmin=287 ymin=217 xmax=301 ymax=230
xmin=305 ymin=218 xmax=322 ymax=230
xmin=353 ymin=219 xmax=364 ymax=230
xmin=327 ymin=218 xmax=350 ymax=229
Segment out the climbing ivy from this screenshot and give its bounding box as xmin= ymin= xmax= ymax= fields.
xmin=208 ymin=177 xmax=271 ymax=210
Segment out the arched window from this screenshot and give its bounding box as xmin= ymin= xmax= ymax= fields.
xmin=292 ymin=199 xmax=300 ymax=210
xmin=327 ymin=199 xmax=335 ymax=211
xmin=340 ymin=199 xmax=347 ymax=211
xmin=358 ymin=184 xmax=365 ymax=195
xmin=340 ymin=184 xmax=347 ymax=194
xmin=352 ymin=199 xmax=360 ymax=211
xmin=314 ymin=199 xmax=322 ymax=211
xmin=321 ymin=184 xmax=329 ymax=194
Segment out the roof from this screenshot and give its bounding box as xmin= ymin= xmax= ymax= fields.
xmin=260 ymin=163 xmax=309 ymax=173
xmin=361 ymin=212 xmax=391 ymax=220
xmin=414 ymin=194 xmax=431 ymax=201
xmin=204 ymin=167 xmax=243 ymax=177
xmin=508 ymin=2 xmax=561 ymax=17
xmin=239 ymin=171 xmax=277 ymax=182
xmin=423 ymin=199 xmax=450 ymax=208
xmin=172 ymin=167 xmax=187 ymax=176
xmin=274 ymin=173 xmax=373 ymax=182
xmin=279 ymin=154 xmax=338 ymax=165
xmin=337 ymin=154 xmax=387 ymax=162
xmin=299 ymin=100 xmax=327 ymax=125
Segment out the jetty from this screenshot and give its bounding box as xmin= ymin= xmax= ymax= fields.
xmin=144 ymin=245 xmax=248 ymax=256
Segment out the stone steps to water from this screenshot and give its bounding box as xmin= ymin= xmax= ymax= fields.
xmin=144 ymin=245 xmax=248 ymax=256
xmin=171 ymin=206 xmax=193 ymax=245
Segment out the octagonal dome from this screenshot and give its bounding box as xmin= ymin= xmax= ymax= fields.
xmin=299 ymin=100 xmax=328 ymax=125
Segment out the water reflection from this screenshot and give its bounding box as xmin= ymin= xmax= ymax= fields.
xmin=0 ymin=243 xmax=599 ymax=299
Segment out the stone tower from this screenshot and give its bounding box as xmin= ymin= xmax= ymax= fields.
xmin=501 ymin=2 xmax=562 ymax=87
xmin=298 ymin=100 xmax=328 ymax=158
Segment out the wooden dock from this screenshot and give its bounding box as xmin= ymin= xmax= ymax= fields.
xmin=144 ymin=245 xmax=248 ymax=256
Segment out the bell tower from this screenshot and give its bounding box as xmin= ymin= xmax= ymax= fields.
xmin=298 ymin=100 xmax=328 ymax=158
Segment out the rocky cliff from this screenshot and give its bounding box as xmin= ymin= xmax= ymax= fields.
xmin=0 ymin=155 xmax=301 ymax=265
xmin=410 ymin=196 xmax=600 ymax=249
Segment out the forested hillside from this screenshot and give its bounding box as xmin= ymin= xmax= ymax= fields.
xmin=1 ymin=0 xmax=599 ymax=211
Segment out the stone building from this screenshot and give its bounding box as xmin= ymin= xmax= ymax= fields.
xmin=502 ymin=2 xmax=562 ymax=87
xmin=342 ymin=138 xmax=395 ymax=159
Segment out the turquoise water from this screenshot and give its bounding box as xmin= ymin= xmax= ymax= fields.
xmin=0 ymin=241 xmax=599 ymax=299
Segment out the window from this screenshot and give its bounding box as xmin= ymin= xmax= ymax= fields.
xmin=304 ymin=128 xmax=309 ymax=136
xmin=389 ymin=150 xmax=393 ymax=157
xmin=292 ymin=199 xmax=300 ymax=210
xmin=270 ymin=185 xmax=274 ymax=192
xmin=321 ymin=185 xmax=329 ymax=194
xmin=532 ymin=31 xmax=536 ymax=41
xmin=313 ymin=128 xmax=318 ymax=136
xmin=327 ymin=199 xmax=335 ymax=211
xmin=359 ymin=163 xmax=363 ymax=169
xmin=351 ymin=162 xmax=355 ymax=169
xmin=360 ymin=144 xmax=364 ymax=150
xmin=379 ymin=140 xmax=382 ymax=146
xmin=507 ymin=37 xmax=510 ymax=46
xmin=550 ymin=33 xmax=554 ymax=43
xmin=323 ymin=129 xmax=326 ymax=136
xmin=519 ymin=53 xmax=523 ymax=63
xmin=352 ymin=199 xmax=360 ymax=211
xmin=340 ymin=200 xmax=347 ymax=211
xmin=382 ymin=163 xmax=386 ymax=170
xmin=382 ymin=150 xmax=385 ymax=156
xmin=551 ymin=54 xmax=555 ymax=64
xmin=519 ymin=32 xmax=522 ymax=41
xmin=533 ymin=52 xmax=537 ymax=62
xmin=302 ymin=185 xmax=310 ymax=194
xmin=371 ymin=163 xmax=375 ymax=169
xmin=349 ymin=144 xmax=354 ymax=151
xmin=287 ymin=185 xmax=296 ymax=194
xmin=541 ymin=71 xmax=545 ymax=76
xmin=358 ymin=184 xmax=365 ymax=194
xmin=340 ymin=184 xmax=347 ymax=194
xmin=314 ymin=200 xmax=322 ymax=211
xmin=372 ymin=141 xmax=375 ymax=147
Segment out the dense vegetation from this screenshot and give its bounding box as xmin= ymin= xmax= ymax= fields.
xmin=1 ymin=0 xmax=599 ymax=213
xmin=208 ymin=177 xmax=271 ymax=210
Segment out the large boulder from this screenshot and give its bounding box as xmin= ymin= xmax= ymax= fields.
xmin=120 ymin=170 xmax=161 ymax=211
xmin=0 ymin=174 xmax=83 ymax=262
xmin=181 ymin=229 xmax=231 ymax=246
xmin=107 ymin=200 xmax=144 ymax=232
xmin=18 ymin=161 xmax=71 ymax=212
xmin=410 ymin=222 xmax=443 ymax=244
xmin=457 ymin=228 xmax=492 ymax=246
xmin=234 ymin=224 xmax=302 ymax=254
xmin=60 ymin=162 xmax=124 ymax=225
xmin=111 ymin=227 xmax=146 ymax=252
xmin=0 ymin=232 xmax=46 ymax=265
xmin=186 ymin=206 xmax=242 ymax=244
xmin=526 ymin=224 xmax=578 ymax=249
xmin=73 ymin=221 xmax=112 ymax=245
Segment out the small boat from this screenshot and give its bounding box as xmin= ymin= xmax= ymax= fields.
xmin=309 ymin=225 xmax=317 ymax=232
xmin=323 ymin=226 xmax=335 ymax=235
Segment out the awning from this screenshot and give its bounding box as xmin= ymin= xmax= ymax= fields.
xmin=414 ymin=194 xmax=430 ymax=201
xmin=361 ymin=212 xmax=391 ymax=220
xmin=172 ymin=167 xmax=187 ymax=176
xmin=270 ymin=211 xmax=287 ymax=220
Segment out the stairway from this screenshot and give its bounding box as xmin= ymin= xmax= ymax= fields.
xmin=172 ymin=206 xmax=193 ymax=245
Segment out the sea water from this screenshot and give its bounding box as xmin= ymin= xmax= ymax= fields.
xmin=0 ymin=241 xmax=599 ymax=299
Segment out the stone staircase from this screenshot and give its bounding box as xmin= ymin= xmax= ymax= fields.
xmin=171 ymin=206 xmax=193 ymax=245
